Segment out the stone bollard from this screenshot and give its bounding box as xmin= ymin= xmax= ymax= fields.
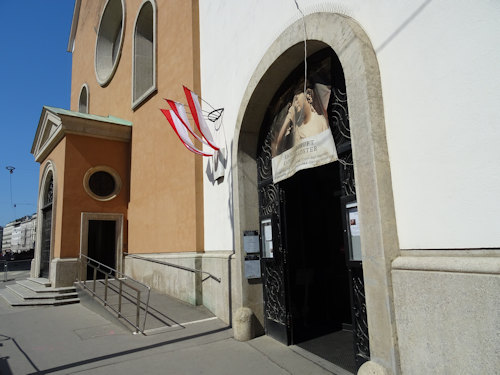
xmin=358 ymin=361 xmax=390 ymax=375
xmin=233 ymin=307 xmax=253 ymax=341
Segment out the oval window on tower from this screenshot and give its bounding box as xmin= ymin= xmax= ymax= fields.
xmin=95 ymin=0 xmax=125 ymax=86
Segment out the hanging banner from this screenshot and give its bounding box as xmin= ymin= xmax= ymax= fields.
xmin=269 ymin=61 xmax=337 ymax=183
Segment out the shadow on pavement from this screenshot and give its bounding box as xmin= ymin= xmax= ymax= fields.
xmin=25 ymin=326 xmax=231 ymax=375
xmin=0 ymin=334 xmax=40 ymax=374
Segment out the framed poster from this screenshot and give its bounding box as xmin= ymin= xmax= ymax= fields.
xmin=260 ymin=219 xmax=273 ymax=258
xmin=346 ymin=201 xmax=362 ymax=262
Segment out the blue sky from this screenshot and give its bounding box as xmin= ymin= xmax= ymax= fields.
xmin=0 ymin=1 xmax=75 ymax=226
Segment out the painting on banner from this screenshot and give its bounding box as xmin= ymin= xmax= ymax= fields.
xmin=270 ymin=56 xmax=337 ymax=183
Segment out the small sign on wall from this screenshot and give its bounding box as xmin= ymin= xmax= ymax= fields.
xmin=244 ymin=255 xmax=261 ymax=279
xmin=243 ymin=230 xmax=259 ymax=253
xmin=243 ymin=230 xmax=261 ymax=279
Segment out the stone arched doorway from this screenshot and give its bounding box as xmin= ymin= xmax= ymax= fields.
xmin=34 ymin=162 xmax=56 ymax=279
xmin=232 ymin=12 xmax=401 ymax=375
xmin=256 ymin=47 xmax=368 ymax=372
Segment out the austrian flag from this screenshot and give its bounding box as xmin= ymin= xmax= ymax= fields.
xmin=161 ymin=86 xmax=220 ymax=156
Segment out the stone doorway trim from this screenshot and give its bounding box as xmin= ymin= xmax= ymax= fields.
xmin=232 ymin=12 xmax=401 ymax=375
xmin=32 ymin=160 xmax=57 ymax=280
xmin=79 ymin=212 xmax=124 ymax=280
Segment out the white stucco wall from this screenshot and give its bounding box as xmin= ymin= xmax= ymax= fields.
xmin=199 ymin=0 xmax=500 ymax=251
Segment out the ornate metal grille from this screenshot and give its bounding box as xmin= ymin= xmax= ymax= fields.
xmin=258 ymin=128 xmax=288 ymax=325
xmin=263 ymin=263 xmax=287 ymax=323
xmin=44 ymin=177 xmax=53 ymax=206
xmin=259 ymin=184 xmax=279 ymax=216
xmin=340 ymin=153 xmax=356 ymax=196
xmin=257 ymin=132 xmax=274 ymax=183
xmin=330 ymin=87 xmax=350 ymax=146
xmin=351 ymin=267 xmax=370 ymax=367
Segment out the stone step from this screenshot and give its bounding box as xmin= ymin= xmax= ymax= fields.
xmin=27 ymin=277 xmax=52 ymax=287
xmin=18 ymin=279 xmax=76 ymax=294
xmin=0 ymin=288 xmax=79 ymax=307
xmin=7 ymin=284 xmax=78 ymax=300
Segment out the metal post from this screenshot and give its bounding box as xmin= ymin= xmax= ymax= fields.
xmin=78 ymin=258 xmax=81 ymax=283
xmin=93 ymin=267 xmax=97 ymax=293
xmin=3 ymin=262 xmax=7 ymax=282
xmin=142 ymin=288 xmax=151 ymax=332
xmin=135 ymin=291 xmax=141 ymax=334
xmin=104 ymin=274 xmax=108 ymax=306
xmin=118 ymin=279 xmax=123 ymax=317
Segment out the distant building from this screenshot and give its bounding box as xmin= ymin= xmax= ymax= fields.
xmin=0 ymin=226 xmax=3 ymax=253
xmin=11 ymin=215 xmax=37 ymax=254
xmin=1 ymin=214 xmax=36 ymax=259
xmin=2 ymin=224 xmax=13 ymax=255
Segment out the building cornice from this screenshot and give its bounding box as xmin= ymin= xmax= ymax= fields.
xmin=67 ymin=0 xmax=82 ymax=52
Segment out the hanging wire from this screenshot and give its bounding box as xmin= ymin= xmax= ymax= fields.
xmin=200 ymin=97 xmax=216 ymax=111
xmin=293 ymin=0 xmax=308 ymax=94
xmin=170 ymin=100 xmax=224 ymax=122
xmin=200 ymin=97 xmax=224 ymax=123
xmin=171 ymin=101 xmax=212 ymax=115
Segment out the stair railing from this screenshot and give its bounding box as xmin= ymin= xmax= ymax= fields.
xmin=123 ymin=252 xmax=221 ymax=283
xmin=77 ymin=253 xmax=151 ymax=334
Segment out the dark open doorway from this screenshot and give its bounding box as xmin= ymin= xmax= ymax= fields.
xmin=87 ymin=220 xmax=116 ymax=279
xmin=281 ymin=163 xmax=351 ymax=343
xmin=282 ymin=164 xmax=357 ymax=373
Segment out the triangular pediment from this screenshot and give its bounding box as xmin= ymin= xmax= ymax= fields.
xmin=31 ymin=106 xmax=132 ymax=163
xmin=31 ymin=108 xmax=65 ymax=163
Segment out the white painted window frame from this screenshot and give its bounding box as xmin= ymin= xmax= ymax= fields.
xmin=131 ymin=0 xmax=157 ymax=110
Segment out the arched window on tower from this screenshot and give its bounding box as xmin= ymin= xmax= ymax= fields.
xmin=132 ymin=0 xmax=157 ymax=109
xmin=79 ymin=84 xmax=89 ymax=113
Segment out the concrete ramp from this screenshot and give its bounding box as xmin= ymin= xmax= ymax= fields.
xmin=76 ymin=281 xmax=218 ymax=335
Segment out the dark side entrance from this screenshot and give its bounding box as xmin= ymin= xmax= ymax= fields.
xmin=87 ymin=219 xmax=116 ymax=279
xmin=257 ymin=48 xmax=369 ymax=372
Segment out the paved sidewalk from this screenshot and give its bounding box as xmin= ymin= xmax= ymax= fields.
xmin=0 ymin=286 xmax=342 ymax=374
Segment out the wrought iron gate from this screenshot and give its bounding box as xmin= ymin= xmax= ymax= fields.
xmin=257 ymin=132 xmax=291 ymax=343
xmin=333 ymin=85 xmax=371 ymax=369
xmin=256 ymin=49 xmax=370 ymax=370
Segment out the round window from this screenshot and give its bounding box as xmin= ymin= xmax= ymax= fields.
xmin=89 ymin=171 xmax=116 ymax=197
xmin=84 ymin=167 xmax=121 ymax=201
xmin=95 ymin=0 xmax=125 ymax=86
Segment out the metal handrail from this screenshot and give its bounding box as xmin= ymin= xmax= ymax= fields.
xmin=1 ymin=259 xmax=32 ymax=282
xmin=78 ymin=253 xmax=151 ymax=334
xmin=123 ymin=252 xmax=221 ymax=283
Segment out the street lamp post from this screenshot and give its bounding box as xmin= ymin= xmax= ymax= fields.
xmin=5 ymin=166 xmax=15 ymax=215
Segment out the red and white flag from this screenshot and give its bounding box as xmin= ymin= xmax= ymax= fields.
xmin=165 ymin=99 xmax=212 ymax=148
xmin=183 ymin=86 xmax=219 ymax=151
xmin=160 ymin=109 xmax=213 ymax=157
